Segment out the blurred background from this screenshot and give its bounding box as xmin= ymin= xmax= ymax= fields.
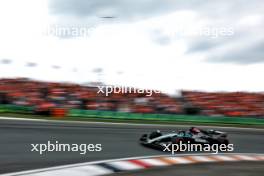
xmin=0 ymin=0 xmax=264 ymax=118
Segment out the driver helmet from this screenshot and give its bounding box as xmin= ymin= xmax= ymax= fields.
xmin=190 ymin=127 xmax=200 ymax=134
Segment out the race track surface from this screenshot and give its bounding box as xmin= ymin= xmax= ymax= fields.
xmin=0 ymin=118 xmax=263 ymax=174
xmin=109 ymin=161 xmax=264 ymax=176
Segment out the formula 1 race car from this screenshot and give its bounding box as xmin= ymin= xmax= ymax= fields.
xmin=139 ymin=127 xmax=230 ymax=151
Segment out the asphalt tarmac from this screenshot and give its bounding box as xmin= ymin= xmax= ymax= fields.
xmin=0 ymin=118 xmax=263 ymax=174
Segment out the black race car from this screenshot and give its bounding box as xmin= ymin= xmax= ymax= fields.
xmin=139 ymin=127 xmax=230 ymax=151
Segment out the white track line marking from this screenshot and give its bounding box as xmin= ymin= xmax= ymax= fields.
xmin=190 ymin=156 xmax=216 ymax=162
xmin=234 ymin=155 xmax=259 ymax=161
xmin=107 ymin=161 xmax=143 ymax=170
xmin=139 ymin=158 xmax=168 ymax=166
xmin=25 ymin=165 xmax=112 ymax=176
xmin=2 ymin=153 xmax=264 ymax=176
xmin=211 ymin=155 xmax=237 ymax=161
xmin=168 ymin=156 xmax=194 ymax=164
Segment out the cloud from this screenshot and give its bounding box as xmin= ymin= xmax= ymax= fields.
xmin=49 ymin=0 xmax=264 ymax=20
xmin=148 ymin=29 xmax=171 ymax=46
xmin=48 ymin=0 xmax=177 ymax=20
xmin=48 ymin=0 xmax=264 ymax=64
xmin=185 ymin=18 xmax=264 ymax=64
xmin=187 ymin=37 xmax=229 ymax=53
xmin=206 ymin=41 xmax=264 ymax=64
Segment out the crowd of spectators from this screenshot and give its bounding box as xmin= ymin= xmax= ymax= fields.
xmin=0 ymin=78 xmax=264 ymax=117
xmin=182 ymin=91 xmax=264 ymax=117
xmin=0 ymin=78 xmax=182 ymax=115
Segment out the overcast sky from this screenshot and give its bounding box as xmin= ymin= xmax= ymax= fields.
xmin=0 ymin=0 xmax=263 ymax=94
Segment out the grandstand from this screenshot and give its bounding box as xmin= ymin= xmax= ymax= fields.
xmin=0 ymin=78 xmax=264 ymax=117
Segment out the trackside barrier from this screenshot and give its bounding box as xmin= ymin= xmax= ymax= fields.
xmin=50 ymin=108 xmax=67 ymax=118
xmin=0 ymin=105 xmax=67 ymax=117
xmin=0 ymin=104 xmax=34 ymax=114
xmin=68 ymin=109 xmax=264 ymax=126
